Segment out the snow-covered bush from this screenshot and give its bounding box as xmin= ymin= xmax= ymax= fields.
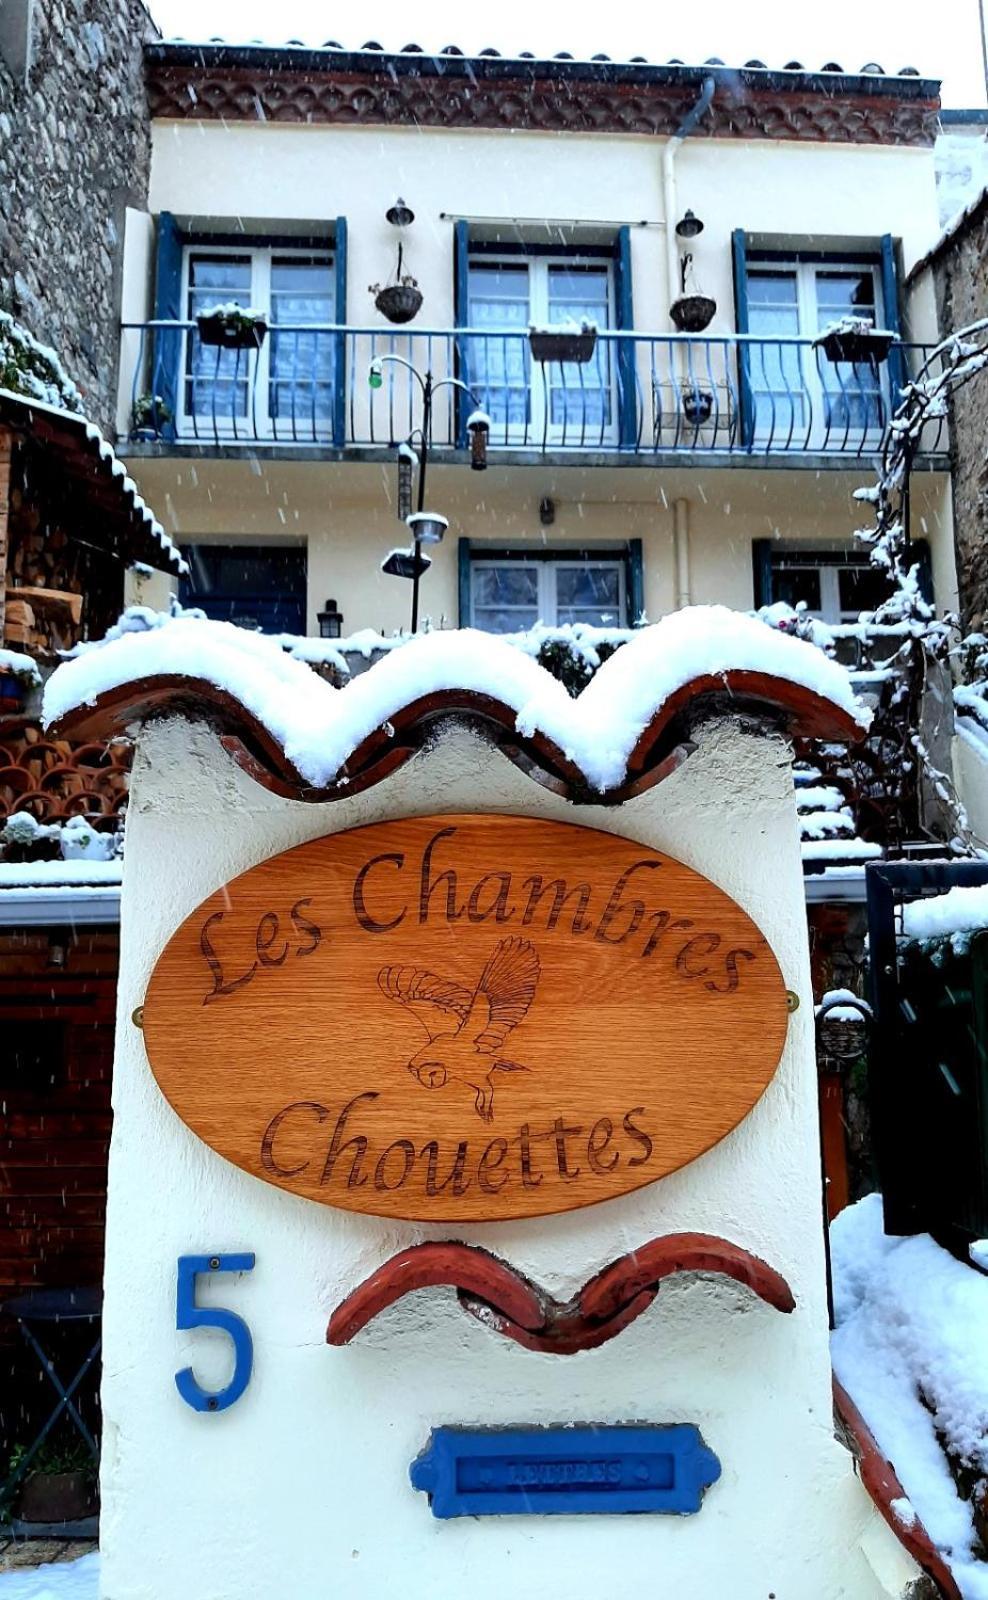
xmin=0 ymin=309 xmax=84 ymax=412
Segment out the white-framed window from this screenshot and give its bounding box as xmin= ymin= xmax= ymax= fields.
xmin=180 ymin=245 xmax=336 ymax=438
xmin=769 ymin=550 xmax=891 ymax=624
xmin=746 ymin=258 xmax=887 ymax=444
xmin=467 ymin=254 xmax=616 ymax=444
xmin=470 ymin=556 xmax=626 ymax=633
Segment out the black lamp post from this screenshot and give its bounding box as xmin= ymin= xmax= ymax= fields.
xmin=369 ymin=357 xmax=487 ymax=633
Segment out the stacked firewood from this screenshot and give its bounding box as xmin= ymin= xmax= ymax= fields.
xmin=5 ymin=502 xmax=85 ymax=653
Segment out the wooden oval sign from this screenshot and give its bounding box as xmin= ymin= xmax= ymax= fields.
xmin=142 ymin=814 xmax=789 ymax=1222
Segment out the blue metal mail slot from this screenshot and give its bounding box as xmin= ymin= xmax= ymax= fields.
xmin=410 ymin=1425 xmax=721 ymax=1518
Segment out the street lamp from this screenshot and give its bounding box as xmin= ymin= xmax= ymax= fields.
xmin=368 ymin=355 xmax=486 ymax=633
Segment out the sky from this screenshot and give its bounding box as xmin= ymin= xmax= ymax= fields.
xmin=146 ymin=0 xmax=988 ymax=109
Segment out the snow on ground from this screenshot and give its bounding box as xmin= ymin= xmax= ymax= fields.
xmin=832 ymin=1194 xmax=988 ymax=1599
xmin=43 ymin=606 xmax=869 ymax=795
xmin=0 ymin=1553 xmax=97 ymax=1599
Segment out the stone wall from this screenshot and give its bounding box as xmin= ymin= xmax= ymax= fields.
xmin=933 ymin=199 xmax=988 ymax=632
xmin=0 ymin=0 xmax=153 ymax=433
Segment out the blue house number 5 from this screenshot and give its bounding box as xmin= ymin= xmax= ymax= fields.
xmin=175 ymin=1254 xmax=255 ymax=1413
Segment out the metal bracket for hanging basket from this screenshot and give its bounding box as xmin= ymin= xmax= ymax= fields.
xmin=528 ymin=324 xmax=598 ymax=364
xmin=670 ymin=295 xmax=716 ymax=334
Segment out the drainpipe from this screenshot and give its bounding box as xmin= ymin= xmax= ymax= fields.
xmin=674 ymin=498 xmax=692 ymax=609
xmin=662 ymin=75 xmax=716 ymax=312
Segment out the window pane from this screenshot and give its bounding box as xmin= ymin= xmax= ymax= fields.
xmin=773 ymin=566 xmax=822 ymax=613
xmin=547 ymin=265 xmax=612 ymax=432
xmin=472 ymin=566 xmax=538 ymax=607
xmin=814 ymin=269 xmax=884 ymax=435
xmin=468 ymin=263 xmax=531 ymax=429
xmin=186 ymin=254 xmax=253 ymax=420
xmin=746 ymin=270 xmax=804 ymax=434
xmin=269 ymin=256 xmax=335 ymax=429
xmin=555 ymin=564 xmax=622 ymax=626
xmin=838 ymin=563 xmax=891 ymax=617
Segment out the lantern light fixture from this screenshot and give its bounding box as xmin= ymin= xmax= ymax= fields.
xmin=385 ymin=197 xmax=415 ymax=228
xmin=675 ymin=209 xmax=704 ymax=239
xmin=406 ymin=511 xmax=448 ymax=545
xmin=317 ymin=598 xmax=344 ymax=639
xmin=382 ymin=545 xmax=431 ymax=580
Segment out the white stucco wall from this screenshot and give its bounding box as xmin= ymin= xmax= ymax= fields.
xmin=148 ymin=122 xmax=941 ymax=335
xmin=99 ymin=714 xmax=918 ymax=1600
xmin=127 ymin=452 xmax=956 ymax=635
xmin=954 ymin=726 xmax=988 ymax=849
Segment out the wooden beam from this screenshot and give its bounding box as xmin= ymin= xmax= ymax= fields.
xmin=0 ymin=426 xmax=11 ymax=644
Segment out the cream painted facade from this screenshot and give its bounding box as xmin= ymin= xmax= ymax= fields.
xmin=99 ymin=707 xmax=924 ymax=1600
xmin=119 ymin=91 xmax=956 ymax=637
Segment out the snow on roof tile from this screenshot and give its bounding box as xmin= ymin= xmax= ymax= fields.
xmin=42 ymin=607 xmax=869 ymax=802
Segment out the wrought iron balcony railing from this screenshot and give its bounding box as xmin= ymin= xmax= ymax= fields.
xmin=120 ymin=322 xmax=948 ymax=459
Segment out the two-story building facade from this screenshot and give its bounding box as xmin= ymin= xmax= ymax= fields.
xmin=117 ymin=44 xmax=954 ymax=643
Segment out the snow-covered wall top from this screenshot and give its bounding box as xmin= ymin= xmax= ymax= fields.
xmin=44 ymin=607 xmax=870 ymax=800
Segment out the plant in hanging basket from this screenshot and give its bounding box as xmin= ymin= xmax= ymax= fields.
xmin=528 ymin=320 xmax=598 ymax=364
xmin=196 ymin=304 xmax=268 ymax=350
xmin=813 ymin=317 xmax=894 ymax=365
xmin=131 ymin=391 xmax=173 ymax=440
xmin=370 ymin=279 xmax=424 ymax=325
xmin=682 ymin=387 xmax=714 ymax=426
xmin=670 ymin=295 xmax=717 ymax=334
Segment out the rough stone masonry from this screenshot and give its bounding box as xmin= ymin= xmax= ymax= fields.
xmin=0 ymin=0 xmax=153 ymax=431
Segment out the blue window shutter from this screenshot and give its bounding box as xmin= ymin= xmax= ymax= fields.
xmin=880 ymin=233 xmax=906 ymax=412
xmin=752 ymin=538 xmax=773 ymax=608
xmin=153 ymin=212 xmax=183 ymax=440
xmin=615 ymin=227 xmax=637 ymax=449
xmin=454 ymin=220 xmax=470 ymax=448
xmin=458 ymin=537 xmax=472 ymax=626
xmin=334 ymin=216 xmax=348 ymax=446
xmin=731 ymin=228 xmax=754 ymax=450
xmin=626 ymin=538 xmax=644 ymax=623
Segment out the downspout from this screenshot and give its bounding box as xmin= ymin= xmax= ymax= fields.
xmin=662 ymin=75 xmax=716 ymax=312
xmin=674 ymin=498 xmax=692 ymax=609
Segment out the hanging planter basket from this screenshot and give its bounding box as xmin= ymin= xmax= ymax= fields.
xmin=196 ymin=310 xmax=268 ymax=351
xmin=670 ymin=294 xmax=717 ymax=334
xmin=682 ymin=388 xmax=714 ymax=426
xmin=528 ymin=324 xmax=598 ymax=364
xmin=815 ymin=321 xmax=895 ymax=366
xmin=373 ymin=283 xmax=424 ymax=325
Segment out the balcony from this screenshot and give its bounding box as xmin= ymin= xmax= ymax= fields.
xmin=119 ymin=322 xmax=948 ymax=467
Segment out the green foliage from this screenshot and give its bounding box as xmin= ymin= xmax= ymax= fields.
xmin=534 ymin=636 xmax=626 ymax=696
xmin=0 ymin=310 xmax=83 ymax=413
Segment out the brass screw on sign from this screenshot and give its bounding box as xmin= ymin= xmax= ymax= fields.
xmin=786 ymin=991 xmax=800 ymax=1013
xmin=132 ymin=1006 xmax=144 ymax=1029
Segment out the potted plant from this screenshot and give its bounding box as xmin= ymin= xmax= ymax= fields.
xmin=670 ymin=250 xmax=716 ymax=333
xmin=814 ymin=317 xmax=895 ymax=365
xmin=131 ymin=392 xmax=172 ymax=441
xmin=196 ymin=304 xmax=268 ymax=351
xmin=369 ymin=240 xmax=423 ymax=325
xmin=670 ymin=293 xmax=717 ymax=333
xmin=682 ymin=387 xmax=714 ymax=426
xmin=528 ymin=320 xmax=598 ymax=364
xmin=8 ymin=1441 xmax=98 ymax=1524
